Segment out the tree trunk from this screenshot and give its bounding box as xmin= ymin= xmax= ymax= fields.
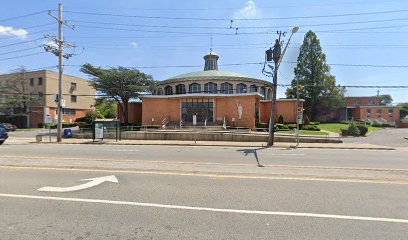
xmin=123 ymin=100 xmax=129 ymax=126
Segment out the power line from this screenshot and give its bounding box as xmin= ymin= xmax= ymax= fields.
xmin=0 ymin=46 xmax=42 ymax=56
xmin=64 ymin=61 xmax=408 ymax=69
xmin=68 ymin=17 xmax=408 ymax=30
xmin=0 ymin=10 xmax=48 ymax=23
xmin=0 ymin=52 xmax=46 ymax=61
xmin=0 ymin=37 xmax=44 ymax=48
xmin=62 ymin=9 xmax=408 ymax=21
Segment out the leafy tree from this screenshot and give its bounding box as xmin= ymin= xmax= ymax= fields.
xmin=0 ymin=67 xmax=40 ymax=117
xmin=95 ymin=98 xmax=117 ymax=119
xmin=379 ymin=94 xmax=393 ymax=106
xmin=80 ymin=64 xmax=156 ymax=125
xmin=398 ymin=103 xmax=408 ymax=119
xmin=286 ymin=30 xmax=345 ymax=121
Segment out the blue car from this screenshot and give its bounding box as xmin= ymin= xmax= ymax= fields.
xmin=0 ymin=125 xmax=8 ymax=145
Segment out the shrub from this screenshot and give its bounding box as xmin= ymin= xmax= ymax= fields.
xmin=357 ymin=125 xmax=368 ymax=136
xmin=309 ymin=122 xmax=320 ymax=126
xmin=302 ymin=125 xmax=321 ymax=131
xmin=256 ymin=122 xmax=269 ymax=129
xmin=340 ymin=128 xmax=349 ymax=136
xmin=381 ymin=123 xmax=391 ymax=127
xmin=287 ymin=124 xmax=297 ymax=129
xmin=37 ymin=123 xmax=44 ymax=128
xmin=278 ymin=115 xmax=284 ymax=124
xmin=372 ymin=123 xmax=381 ymax=127
xmin=84 ymin=110 xmax=100 ymax=124
xmin=347 ymin=122 xmax=360 ymax=136
xmin=274 ymin=124 xmax=289 ymax=131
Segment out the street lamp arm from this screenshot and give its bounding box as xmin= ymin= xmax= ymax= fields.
xmin=276 ymin=32 xmax=295 ymax=70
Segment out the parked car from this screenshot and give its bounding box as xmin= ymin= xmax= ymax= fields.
xmin=0 ymin=125 xmax=8 ymax=145
xmin=0 ymin=123 xmax=17 ymax=132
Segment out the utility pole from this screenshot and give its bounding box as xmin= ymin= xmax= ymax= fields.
xmin=263 ymin=27 xmax=299 ymax=147
xmin=268 ymin=33 xmax=283 ymax=146
xmin=44 ymin=3 xmax=75 ymax=142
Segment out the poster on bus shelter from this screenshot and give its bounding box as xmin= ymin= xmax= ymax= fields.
xmin=95 ymin=123 xmax=104 ymax=140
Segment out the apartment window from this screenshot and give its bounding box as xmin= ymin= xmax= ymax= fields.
xmin=260 ymin=87 xmax=266 ymax=100
xmin=38 ymin=77 xmax=43 ymax=86
xmin=29 ymin=78 xmax=34 ymax=86
xmin=366 ymin=109 xmax=371 ymax=117
xmin=353 ymin=99 xmax=360 ymax=105
xmin=71 ymin=82 xmax=77 ymax=90
xmin=71 ymin=95 xmax=77 ymax=103
xmin=62 ymin=108 xmax=76 ymax=116
xmin=388 ymin=109 xmax=394 ymax=117
xmin=377 ymin=109 xmax=382 ymax=117
xmin=38 ymin=92 xmax=43 ymax=98
xmin=369 ymin=99 xmax=376 ymax=105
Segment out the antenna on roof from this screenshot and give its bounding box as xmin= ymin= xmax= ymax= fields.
xmin=376 ymin=89 xmax=380 ymax=96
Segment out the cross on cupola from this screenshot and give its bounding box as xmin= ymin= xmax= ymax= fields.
xmin=203 ymin=48 xmax=219 ymax=71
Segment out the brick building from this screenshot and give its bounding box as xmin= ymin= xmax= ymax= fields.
xmin=344 ymin=96 xmax=400 ymax=124
xmin=0 ymin=70 xmax=96 ymax=128
xmin=120 ymin=50 xmax=302 ymax=128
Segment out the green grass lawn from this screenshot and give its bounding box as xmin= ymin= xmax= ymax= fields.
xmin=276 ymin=130 xmax=329 ymax=136
xmin=319 ymin=123 xmax=348 ymax=133
xmin=319 ymin=123 xmax=381 ymax=134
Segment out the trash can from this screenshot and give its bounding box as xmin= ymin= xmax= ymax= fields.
xmin=63 ymin=129 xmax=72 ymax=138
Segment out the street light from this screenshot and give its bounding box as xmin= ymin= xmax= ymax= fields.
xmin=263 ymin=27 xmax=299 ymax=147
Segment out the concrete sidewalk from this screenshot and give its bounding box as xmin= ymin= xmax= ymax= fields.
xmin=35 ymin=138 xmax=397 ymax=150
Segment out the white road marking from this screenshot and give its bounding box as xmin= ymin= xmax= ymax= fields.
xmin=37 ymin=175 xmax=118 ymax=192
xmin=107 ymin=150 xmax=140 ymax=152
xmin=0 ymin=193 xmax=407 ymax=224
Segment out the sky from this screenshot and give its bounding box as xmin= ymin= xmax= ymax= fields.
xmin=0 ymin=0 xmax=407 ymax=103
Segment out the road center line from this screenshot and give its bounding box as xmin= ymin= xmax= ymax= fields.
xmin=1 ymin=193 xmax=407 ymax=224
xmin=1 ymin=155 xmax=408 ymax=172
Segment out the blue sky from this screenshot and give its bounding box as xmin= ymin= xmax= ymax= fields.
xmin=1 ymin=0 xmax=407 ymax=103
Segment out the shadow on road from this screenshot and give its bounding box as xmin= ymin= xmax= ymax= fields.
xmin=237 ymin=148 xmax=266 ymax=167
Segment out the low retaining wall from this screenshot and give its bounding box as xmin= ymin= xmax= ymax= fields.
xmin=73 ymin=131 xmax=342 ymax=143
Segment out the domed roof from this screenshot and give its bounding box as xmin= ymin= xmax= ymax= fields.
xmin=168 ymin=70 xmax=251 ymax=80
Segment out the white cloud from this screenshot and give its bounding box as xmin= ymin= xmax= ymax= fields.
xmin=43 ymin=41 xmax=58 ymax=48
xmin=0 ymin=25 xmax=28 ymax=39
xmin=130 ymin=42 xmax=138 ymax=48
xmin=234 ymin=0 xmax=257 ymax=19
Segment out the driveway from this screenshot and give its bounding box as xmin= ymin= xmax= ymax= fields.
xmin=342 ymin=128 xmax=408 ymax=147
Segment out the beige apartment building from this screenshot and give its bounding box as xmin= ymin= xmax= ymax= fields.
xmin=0 ymin=70 xmax=95 ymax=128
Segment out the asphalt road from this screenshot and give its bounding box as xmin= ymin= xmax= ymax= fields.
xmin=1 ymin=139 xmax=408 ymax=239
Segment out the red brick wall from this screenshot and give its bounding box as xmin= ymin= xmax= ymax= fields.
xmin=259 ymin=100 xmax=301 ymax=124
xmin=346 ymin=97 xmax=380 ymax=107
xmin=214 ymin=95 xmax=257 ymax=128
xmin=141 ymin=98 xmax=181 ymax=125
xmin=118 ymin=103 xmax=142 ymax=125
xmin=354 ymin=107 xmax=400 ymax=122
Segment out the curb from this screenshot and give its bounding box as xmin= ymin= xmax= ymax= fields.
xmin=33 ymin=140 xmax=396 ymax=150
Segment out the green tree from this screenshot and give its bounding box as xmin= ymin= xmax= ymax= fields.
xmin=95 ymin=98 xmax=117 ymax=119
xmin=0 ymin=67 xmax=40 ymax=123
xmin=379 ymin=94 xmax=393 ymax=106
xmin=286 ymin=31 xmax=345 ymax=121
xmin=398 ymin=103 xmax=408 ymax=119
xmin=80 ymin=64 xmax=156 ymax=125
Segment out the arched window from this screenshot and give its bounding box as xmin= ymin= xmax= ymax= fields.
xmin=260 ymin=87 xmax=266 ymax=100
xmin=204 ymin=82 xmax=217 ymax=94
xmin=267 ymin=88 xmax=272 ymax=100
xmin=220 ymin=82 xmax=233 ymax=94
xmin=175 ymin=84 xmax=186 ymax=94
xmin=236 ymin=83 xmax=247 ymax=93
xmin=250 ymin=85 xmax=258 ymax=93
xmin=164 ymin=86 xmax=173 ymax=95
xmin=189 ymin=83 xmax=201 ymax=93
